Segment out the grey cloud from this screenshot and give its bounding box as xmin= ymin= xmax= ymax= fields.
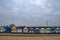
xmin=0 ymin=0 xmax=60 ymax=26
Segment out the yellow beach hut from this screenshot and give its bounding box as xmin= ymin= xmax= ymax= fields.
xmin=10 ymin=24 xmax=17 ymax=33
xmin=11 ymin=26 xmax=17 ymax=33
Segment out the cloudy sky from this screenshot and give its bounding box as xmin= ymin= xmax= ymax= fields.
xmin=0 ymin=0 xmax=60 ymax=26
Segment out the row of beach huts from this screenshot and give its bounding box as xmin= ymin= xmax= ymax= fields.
xmin=0 ymin=24 xmax=60 ymax=34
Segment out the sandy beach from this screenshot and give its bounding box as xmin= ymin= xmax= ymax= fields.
xmin=0 ymin=33 xmax=60 ymax=40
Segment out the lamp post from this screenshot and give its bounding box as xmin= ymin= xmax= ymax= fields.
xmin=47 ymin=21 xmax=48 ymax=27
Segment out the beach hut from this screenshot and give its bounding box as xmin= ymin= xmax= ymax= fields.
xmin=5 ymin=26 xmax=11 ymax=33
xmin=34 ymin=28 xmax=40 ymax=34
xmin=45 ymin=28 xmax=51 ymax=34
xmin=29 ymin=27 xmax=34 ymax=34
xmin=10 ymin=24 xmax=17 ymax=33
xmin=17 ymin=27 xmax=23 ymax=33
xmin=23 ymin=27 xmax=28 ymax=34
xmin=55 ymin=27 xmax=60 ymax=34
xmin=11 ymin=26 xmax=17 ymax=33
xmin=0 ymin=26 xmax=5 ymax=33
xmin=51 ymin=28 xmax=56 ymax=34
xmin=40 ymin=28 xmax=45 ymax=34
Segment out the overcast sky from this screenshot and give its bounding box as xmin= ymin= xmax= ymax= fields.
xmin=0 ymin=0 xmax=60 ymax=26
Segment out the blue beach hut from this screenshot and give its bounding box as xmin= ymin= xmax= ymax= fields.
xmin=34 ymin=28 xmax=40 ymax=34
xmin=55 ymin=28 xmax=60 ymax=34
xmin=5 ymin=26 xmax=11 ymax=33
xmin=51 ymin=28 xmax=56 ymax=34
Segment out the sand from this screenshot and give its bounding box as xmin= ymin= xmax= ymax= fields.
xmin=0 ymin=33 xmax=60 ymax=40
